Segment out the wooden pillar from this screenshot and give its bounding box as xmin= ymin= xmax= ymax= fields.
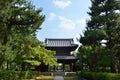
xmin=70 ymin=63 xmax=71 ymax=72
xmin=72 ymin=63 xmax=75 ymax=71
xmin=73 ymin=62 xmax=77 ymax=72
xmin=70 ymin=63 xmax=73 ymax=72
xmin=46 ymin=65 xmax=48 ymax=71
xmin=53 ymin=65 xmax=55 ymax=72
xmin=63 ymin=62 xmax=65 ymax=72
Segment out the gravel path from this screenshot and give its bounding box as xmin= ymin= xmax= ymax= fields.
xmin=54 ymin=76 xmax=64 ymax=80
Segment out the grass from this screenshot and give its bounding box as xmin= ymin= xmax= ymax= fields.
xmin=35 ymin=75 xmax=54 ymax=80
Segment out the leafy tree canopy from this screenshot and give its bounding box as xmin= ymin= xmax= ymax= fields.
xmin=77 ymin=0 xmax=120 ymax=72
xmin=0 ymin=0 xmax=57 ymax=70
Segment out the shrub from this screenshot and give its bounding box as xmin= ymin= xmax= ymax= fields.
xmin=0 ymin=70 xmax=40 ymax=80
xmin=78 ymin=71 xmax=120 ymax=80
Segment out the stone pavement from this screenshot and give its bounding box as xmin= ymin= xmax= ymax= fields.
xmin=54 ymin=76 xmax=64 ymax=80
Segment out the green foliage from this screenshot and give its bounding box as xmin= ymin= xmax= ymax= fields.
xmin=0 ymin=0 xmax=57 ymax=71
xmin=77 ymin=0 xmax=120 ymax=73
xmin=77 ymin=45 xmax=110 ymax=72
xmin=0 ymin=70 xmax=40 ymax=80
xmin=78 ymin=71 xmax=120 ymax=80
xmin=22 ymin=42 xmax=57 ymax=67
xmin=80 ymin=29 xmax=106 ymax=45
xmin=64 ymin=76 xmax=78 ymax=80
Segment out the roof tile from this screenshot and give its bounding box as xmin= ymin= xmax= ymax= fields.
xmin=45 ymin=38 xmax=77 ymax=47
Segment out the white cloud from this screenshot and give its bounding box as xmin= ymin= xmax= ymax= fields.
xmin=77 ymin=19 xmax=86 ymax=25
xmin=53 ymin=0 xmax=72 ymax=9
xmin=47 ymin=13 xmax=87 ymax=31
xmin=75 ymin=34 xmax=80 ymax=40
xmin=58 ymin=16 xmax=76 ymax=30
xmin=48 ymin=12 xmax=56 ymax=21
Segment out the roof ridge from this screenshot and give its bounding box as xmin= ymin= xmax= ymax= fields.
xmin=45 ymin=38 xmax=73 ymax=40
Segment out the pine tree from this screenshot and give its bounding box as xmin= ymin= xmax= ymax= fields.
xmin=0 ymin=0 xmax=57 ymax=70
xmin=0 ymin=0 xmax=45 ymax=69
xmin=78 ymin=0 xmax=120 ymax=72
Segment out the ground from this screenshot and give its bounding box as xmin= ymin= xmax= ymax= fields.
xmin=33 ymin=75 xmax=78 ymax=80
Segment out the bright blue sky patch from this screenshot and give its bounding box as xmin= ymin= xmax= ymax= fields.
xmin=31 ymin=0 xmax=91 ymax=43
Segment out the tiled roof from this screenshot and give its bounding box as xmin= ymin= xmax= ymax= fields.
xmin=45 ymin=38 xmax=78 ymax=47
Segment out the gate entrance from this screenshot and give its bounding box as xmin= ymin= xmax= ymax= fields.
xmin=56 ymin=63 xmax=63 ymax=71
xmin=44 ymin=38 xmax=78 ymax=72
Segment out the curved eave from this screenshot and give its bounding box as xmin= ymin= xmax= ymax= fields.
xmin=45 ymin=44 xmax=78 ymax=48
xmin=54 ymin=56 xmax=78 ymax=60
xmin=45 ymin=44 xmax=78 ymax=51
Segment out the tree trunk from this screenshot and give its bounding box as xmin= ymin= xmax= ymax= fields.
xmin=110 ymin=50 xmax=116 ymax=73
xmin=118 ymin=57 xmax=120 ymax=73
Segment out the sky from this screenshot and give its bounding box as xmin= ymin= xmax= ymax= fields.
xmin=31 ymin=0 xmax=91 ymax=43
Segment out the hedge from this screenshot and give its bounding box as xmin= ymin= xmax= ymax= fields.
xmin=0 ymin=70 xmax=40 ymax=80
xmin=78 ymin=71 xmax=120 ymax=80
